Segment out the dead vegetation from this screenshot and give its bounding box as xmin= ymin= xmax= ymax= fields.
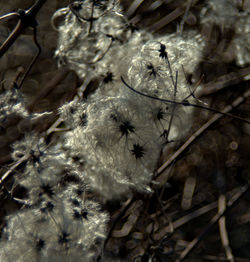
xmin=0 ymin=0 xmax=249 ymax=261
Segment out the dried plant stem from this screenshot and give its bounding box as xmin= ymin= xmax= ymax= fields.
xmin=0 ymin=157 xmax=26 ymax=189
xmin=153 ymin=200 xmax=217 ymax=241
xmin=218 ymin=194 xmax=235 ymax=262
xmin=0 ymin=12 xmax=19 ymax=21
xmin=149 ymin=0 xmax=200 ymax=32
xmin=121 ymin=76 xmax=250 ymax=124
xmin=175 ymin=181 xmax=249 ymax=262
xmin=179 ymin=0 xmax=193 ymax=34
xmin=112 ymin=200 xmax=143 ymax=238
xmin=0 ymin=0 xmax=47 ymax=57
xmin=148 ymin=7 xmax=184 ymax=32
xmin=197 ymin=67 xmax=250 ymax=97
xmin=126 ymin=0 xmax=145 ymax=18
xmin=129 ymin=0 xmax=163 ymax=24
xmin=156 ymin=88 xmax=250 ymax=178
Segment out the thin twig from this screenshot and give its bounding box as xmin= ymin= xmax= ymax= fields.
xmin=121 ymin=77 xmax=250 ymax=124
xmin=165 ymin=71 xmax=178 ymax=142
xmin=86 ymin=35 xmax=114 ymax=64
xmin=111 ymin=199 xmax=144 ymax=238
xmin=0 ymin=12 xmax=19 ymax=21
xmin=88 ymin=0 xmax=96 ymax=35
xmin=156 ymin=190 xmax=175 ymax=234
xmin=0 ymin=0 xmax=47 ymax=57
xmin=0 ymin=157 xmax=26 ymax=189
xmin=181 ymin=64 xmax=204 ymax=103
xmin=101 ymin=197 xmax=135 ymax=254
xmin=155 ymin=88 xmax=250 ymax=178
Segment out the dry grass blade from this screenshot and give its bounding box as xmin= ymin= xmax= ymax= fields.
xmin=181 ymin=176 xmax=196 ymax=210
xmin=148 ymin=6 xmax=184 ymax=32
xmin=129 ymin=0 xmax=163 ymax=24
xmin=218 ymin=194 xmax=235 ymax=262
xmin=153 ymin=200 xmax=218 ymax=241
xmin=148 ymin=0 xmax=199 ymax=32
xmin=112 ymin=200 xmax=144 ymax=238
xmin=125 ymin=0 xmax=145 ymax=18
xmin=175 ymin=181 xmax=249 ymax=262
xmin=179 ymin=0 xmax=193 ymax=34
xmin=197 ymin=67 xmax=250 ymax=98
xmin=0 ymin=158 xmax=26 ymax=189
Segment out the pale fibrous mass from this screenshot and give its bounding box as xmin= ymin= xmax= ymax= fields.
xmin=2 ymin=0 xmax=247 ymax=261
xmin=47 ymin=0 xmax=209 ymax=208
xmin=0 ymin=0 xmax=205 ymax=260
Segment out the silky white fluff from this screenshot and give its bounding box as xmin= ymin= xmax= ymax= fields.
xmin=0 ymin=195 xmax=108 ymax=262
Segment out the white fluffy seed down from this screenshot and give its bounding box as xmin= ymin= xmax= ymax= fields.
xmin=0 ymin=0 xmax=209 ymax=261
xmin=54 ymin=1 xmax=205 ymax=200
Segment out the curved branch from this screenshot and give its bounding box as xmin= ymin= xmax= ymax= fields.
xmin=0 ymin=0 xmax=47 ymax=57
xmin=121 ymin=76 xmax=250 ymax=125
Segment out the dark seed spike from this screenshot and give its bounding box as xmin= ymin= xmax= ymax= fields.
xmin=58 ymin=231 xmax=70 ymax=244
xmin=81 ymin=209 xmax=88 ymax=220
xmin=73 ymin=209 xmax=82 ymax=220
xmin=72 ymin=199 xmax=80 ymax=206
xmin=40 ymin=184 xmax=54 ymax=197
xmin=76 ymin=187 xmax=84 ymax=196
xmin=80 ymin=113 xmax=87 ymax=126
xmin=40 ymin=201 xmax=54 ymax=213
xmin=103 ymin=72 xmax=114 ymax=83
xmin=30 ymin=149 xmax=42 ymax=164
xmin=61 ymin=171 xmax=80 ymax=186
xmin=110 ymin=113 xmax=118 ymax=122
xmin=159 ymin=43 xmax=167 ymax=59
xmin=131 ymin=143 xmax=145 ymax=159
xmin=70 ymin=107 xmax=76 ymax=114
xmin=119 ymin=121 xmax=135 ymax=137
xmin=71 ymin=2 xmax=82 ymax=11
xmin=36 ymin=238 xmax=45 ymax=251
xmin=46 ymin=201 xmax=54 ymax=211
xmin=157 ymin=108 xmax=165 ymax=121
xmin=147 ymin=63 xmax=157 ymax=77
xmin=160 ymin=129 xmax=168 ymax=139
